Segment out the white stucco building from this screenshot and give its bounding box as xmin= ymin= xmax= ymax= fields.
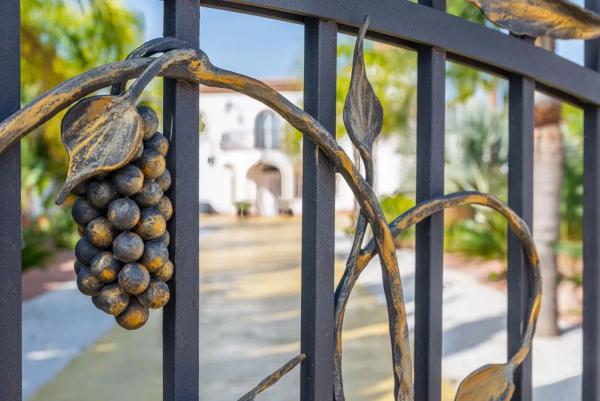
xmin=199 ymin=79 xmax=412 ymax=216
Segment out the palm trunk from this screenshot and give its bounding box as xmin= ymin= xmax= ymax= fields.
xmin=533 ymin=92 xmax=562 ymax=337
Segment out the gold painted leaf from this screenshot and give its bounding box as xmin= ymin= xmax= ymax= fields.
xmin=455 ymin=364 xmax=515 ymax=401
xmin=55 ymin=95 xmax=143 ymax=204
xmin=343 ymin=16 xmax=383 ymax=157
xmin=467 ymin=0 xmax=600 ymax=39
xmin=54 ymin=51 xmax=193 ymax=205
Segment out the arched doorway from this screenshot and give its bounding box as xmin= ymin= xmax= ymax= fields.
xmin=247 ymin=163 xmax=282 ymax=216
xmin=254 ymin=110 xmax=282 ymax=149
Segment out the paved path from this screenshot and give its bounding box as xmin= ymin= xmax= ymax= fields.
xmin=25 ymin=226 xmax=215 ymax=401
xmin=22 ymin=280 xmax=114 ymax=400
xmin=352 ymin=246 xmax=582 ymax=401
xmin=28 ymin=218 xmax=404 ymax=401
xmin=25 ymin=218 xmax=581 ymax=400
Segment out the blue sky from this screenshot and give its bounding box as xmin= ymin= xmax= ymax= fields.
xmin=124 ymin=2 xmax=303 ymax=78
xmin=124 ymin=1 xmax=585 ymax=78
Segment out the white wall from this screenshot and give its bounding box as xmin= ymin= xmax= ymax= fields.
xmin=199 ymin=88 xmax=412 ymax=215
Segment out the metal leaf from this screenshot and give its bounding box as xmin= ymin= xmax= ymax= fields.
xmin=54 ymin=51 xmax=194 ymax=205
xmin=467 ymin=0 xmax=600 ymax=39
xmin=110 ymin=37 xmax=193 ymax=95
xmin=55 ymin=95 xmax=143 ymax=204
xmin=343 ymin=16 xmax=383 ymax=157
xmin=454 ymin=364 xmax=515 ymax=401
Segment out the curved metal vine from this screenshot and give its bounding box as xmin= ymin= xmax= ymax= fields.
xmin=0 ymin=19 xmax=542 ymax=401
xmin=466 ymin=0 xmax=600 ymax=39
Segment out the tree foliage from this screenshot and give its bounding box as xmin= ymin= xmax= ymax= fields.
xmin=335 ymin=0 xmax=500 ymax=136
xmin=334 ymin=0 xmax=525 ymax=262
xmin=21 ymin=0 xmax=142 ymax=269
xmin=337 ymin=40 xmax=417 ymax=141
xmin=445 ymin=104 xmax=509 ymax=260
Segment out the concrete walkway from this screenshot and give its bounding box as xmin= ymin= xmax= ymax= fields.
xmin=27 ymin=218 xmax=403 ymax=401
xmin=22 ymin=280 xmax=114 ymax=400
xmin=25 ymin=217 xmax=582 ymax=400
xmin=352 ymin=246 xmax=582 ymax=401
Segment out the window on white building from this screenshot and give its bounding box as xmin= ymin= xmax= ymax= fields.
xmin=255 ymin=110 xmax=281 ymax=149
xmin=199 ymin=112 xmax=207 ymax=134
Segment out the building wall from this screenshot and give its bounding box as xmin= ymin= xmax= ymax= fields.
xmin=199 ymin=83 xmax=411 ymax=215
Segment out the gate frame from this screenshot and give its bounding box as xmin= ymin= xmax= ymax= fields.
xmin=0 ymin=1 xmax=21 ymax=400
xmin=3 ymin=1 xmax=600 ymax=401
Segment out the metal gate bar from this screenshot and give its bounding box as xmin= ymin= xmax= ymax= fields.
xmin=0 ymin=1 xmax=21 ymax=400
xmin=414 ymin=2 xmax=446 ymax=401
xmin=162 ymin=1 xmax=200 ymax=400
xmin=301 ymin=18 xmax=337 ymax=401
xmin=3 ymin=1 xmax=600 ymax=401
xmin=584 ymin=2 xmax=600 ymax=401
xmin=507 ymin=63 xmax=535 ymax=401
xmin=199 ymin=0 xmax=600 ymax=106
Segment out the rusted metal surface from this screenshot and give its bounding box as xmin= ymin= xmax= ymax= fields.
xmin=467 ymin=0 xmax=600 ymax=39
xmin=0 ymin=27 xmax=543 ymax=399
xmin=59 ymin=94 xmax=176 ymax=330
xmin=336 ymin=17 xmax=412 ymax=401
xmin=334 ymin=191 xmax=541 ymax=401
xmin=342 ymin=16 xmax=383 ymax=160
xmin=56 ymin=49 xmax=195 ymax=204
xmin=57 ymin=95 xmax=143 ymax=204
xmin=376 ymin=192 xmax=541 ymax=401
xmin=237 ymin=354 xmax=306 ymax=401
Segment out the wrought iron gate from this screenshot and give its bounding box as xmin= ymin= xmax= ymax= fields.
xmin=2 ymin=0 xmax=600 ymax=401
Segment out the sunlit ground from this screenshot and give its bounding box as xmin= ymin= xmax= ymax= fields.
xmin=28 ymin=215 xmax=439 ymax=401
xmin=24 ymin=214 xmax=580 ymax=401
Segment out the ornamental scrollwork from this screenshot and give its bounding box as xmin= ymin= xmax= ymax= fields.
xmin=12 ymin=9 xmax=596 ymax=400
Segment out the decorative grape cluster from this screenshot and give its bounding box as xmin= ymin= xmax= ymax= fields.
xmin=71 ymin=106 xmax=174 ymax=330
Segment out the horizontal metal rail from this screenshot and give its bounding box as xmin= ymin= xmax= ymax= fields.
xmin=0 ymin=2 xmax=596 ymax=401
xmin=0 ymin=1 xmax=20 ymax=401
xmin=200 ymin=0 xmax=600 ymax=107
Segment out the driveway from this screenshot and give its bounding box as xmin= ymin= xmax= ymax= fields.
xmin=27 ymin=217 xmax=401 ymax=401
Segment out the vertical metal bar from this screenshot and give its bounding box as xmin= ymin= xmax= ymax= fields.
xmin=163 ymin=1 xmax=200 ymax=401
xmin=301 ymin=17 xmax=336 ymax=401
xmin=584 ymin=1 xmax=600 ymax=400
xmin=0 ymin=1 xmax=21 ymax=400
xmin=508 ymin=71 xmax=535 ymax=401
xmin=583 ymin=99 xmax=600 ymax=401
xmin=415 ymin=2 xmax=446 ymax=401
xmin=419 ymin=0 xmax=447 ymax=10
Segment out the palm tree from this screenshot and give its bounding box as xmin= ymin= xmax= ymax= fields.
xmin=533 ymin=36 xmax=562 ymax=336
xmin=20 ymin=0 xmax=142 ymax=269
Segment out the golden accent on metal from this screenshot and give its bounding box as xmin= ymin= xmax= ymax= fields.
xmin=337 ymin=17 xmax=412 ymax=401
xmin=138 ymin=279 xmax=170 ymax=309
xmin=0 ymin=23 xmax=542 ymax=399
xmin=115 ymin=297 xmax=150 ymax=330
xmin=57 ymin=95 xmax=143 ymax=204
xmin=56 ymin=49 xmax=195 ymax=204
xmin=62 ymin=99 xmax=175 ymax=330
xmin=466 ymin=0 xmax=600 ymax=39
xmin=237 ymin=354 xmax=306 ymax=401
xmin=92 ymin=283 xmax=130 ymax=316
xmin=357 ymin=192 xmax=541 ymax=401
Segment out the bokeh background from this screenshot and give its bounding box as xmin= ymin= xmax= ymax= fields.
xmin=20 ymin=1 xmax=590 ymax=400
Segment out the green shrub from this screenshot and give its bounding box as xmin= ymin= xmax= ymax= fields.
xmin=445 ymin=206 xmax=507 ymax=260
xmin=19 ymin=0 xmax=142 ymax=270
xmin=22 ymin=206 xmax=79 ymax=270
xmin=444 ymin=103 xmax=509 ymax=260
xmin=380 ymin=193 xmax=416 ymax=247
